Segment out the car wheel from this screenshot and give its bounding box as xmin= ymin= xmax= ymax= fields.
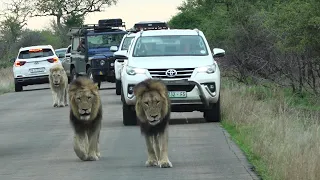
xmin=71 ymin=68 xmax=77 ymax=81
xmin=203 ymin=97 xmax=221 ymax=122
xmin=122 ymin=103 xmax=137 ymax=126
xmin=87 ymin=67 xmax=101 ymax=89
xmin=120 ymin=85 xmax=125 ymax=103
xmin=14 ymin=82 xmax=23 ymax=92
xmin=116 ymin=80 xmax=121 ymax=95
xmin=106 ymin=76 xmax=115 ymax=83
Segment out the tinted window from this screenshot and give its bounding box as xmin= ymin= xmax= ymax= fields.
xmin=87 ymin=34 xmax=124 ymax=49
xmin=121 ymin=37 xmax=134 ymax=50
xmin=55 ymin=49 xmax=66 ymax=57
xmin=18 ymin=48 xmax=54 ymax=59
xmin=132 ymin=35 xmax=208 ymax=57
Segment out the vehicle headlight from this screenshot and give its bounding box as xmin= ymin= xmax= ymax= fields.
xmin=126 ymin=66 xmax=147 ymax=75
xmin=100 ymin=60 xmax=105 ymax=66
xmin=197 ymin=64 xmax=217 ymax=74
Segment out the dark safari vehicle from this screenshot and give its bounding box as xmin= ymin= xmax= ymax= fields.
xmin=66 ymin=18 xmax=128 ymax=88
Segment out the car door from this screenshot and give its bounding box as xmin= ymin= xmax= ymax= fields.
xmin=63 ymin=45 xmax=71 ymax=75
xmin=71 ymin=37 xmax=86 ymax=75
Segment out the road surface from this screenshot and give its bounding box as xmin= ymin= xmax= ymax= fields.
xmin=0 ymin=82 xmax=259 ymax=180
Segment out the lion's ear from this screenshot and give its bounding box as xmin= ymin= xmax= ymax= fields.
xmin=133 ymin=83 xmax=147 ymax=98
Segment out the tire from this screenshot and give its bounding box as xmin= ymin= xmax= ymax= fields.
xmin=116 ymin=80 xmax=121 ymax=95
xmin=14 ymin=82 xmax=23 ymax=92
xmin=106 ymin=76 xmax=115 ymax=83
xmin=120 ymin=85 xmax=125 ymax=103
xmin=87 ymin=68 xmax=101 ymax=89
xmin=71 ymin=68 xmax=77 ymax=82
xmin=122 ymin=103 xmax=137 ymax=126
xmin=203 ymin=97 xmax=221 ymax=122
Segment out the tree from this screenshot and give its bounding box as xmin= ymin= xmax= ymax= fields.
xmin=32 ymin=0 xmax=118 ymax=31
xmin=0 ymin=0 xmax=33 ymax=43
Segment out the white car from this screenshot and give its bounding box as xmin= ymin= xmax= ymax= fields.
xmin=114 ymin=21 xmax=169 ymax=95
xmin=120 ymin=28 xmax=225 ymax=126
xmin=12 ymin=45 xmax=61 ymax=92
xmin=113 ymin=32 xmax=136 ymax=95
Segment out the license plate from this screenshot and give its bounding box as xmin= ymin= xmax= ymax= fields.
xmin=168 ymin=91 xmax=187 ymax=98
xmin=29 ymin=67 xmax=45 ymax=73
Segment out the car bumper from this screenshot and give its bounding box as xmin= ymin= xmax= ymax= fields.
xmin=91 ymin=68 xmax=115 ymax=77
xmin=15 ymin=75 xmax=49 ymax=85
xmin=122 ymin=72 xmax=220 ymax=108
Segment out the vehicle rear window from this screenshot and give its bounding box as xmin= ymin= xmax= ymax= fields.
xmin=18 ymin=48 xmax=54 ymax=59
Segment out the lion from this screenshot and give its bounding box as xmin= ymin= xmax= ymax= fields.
xmin=68 ymin=76 xmax=103 ymax=161
xmin=49 ymin=64 xmax=68 ymax=107
xmin=133 ymin=78 xmax=172 ymax=168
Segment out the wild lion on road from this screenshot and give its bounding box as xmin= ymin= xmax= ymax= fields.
xmin=68 ymin=76 xmax=103 ymax=161
xmin=49 ymin=64 xmax=68 ymax=107
xmin=134 ymin=78 xmax=173 ymax=168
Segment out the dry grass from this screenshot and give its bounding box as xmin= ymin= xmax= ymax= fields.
xmin=221 ymin=79 xmax=320 ymax=180
xmin=0 ymin=67 xmax=14 ymax=94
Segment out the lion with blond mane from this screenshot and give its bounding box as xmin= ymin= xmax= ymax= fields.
xmin=134 ymin=78 xmax=173 ymax=168
xmin=68 ymin=76 xmax=102 ymax=161
xmin=49 ymin=64 xmax=68 ymax=107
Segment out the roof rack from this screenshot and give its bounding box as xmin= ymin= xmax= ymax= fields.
xmin=134 ymin=21 xmax=168 ymax=30
xmin=67 ymin=18 xmax=126 ymax=36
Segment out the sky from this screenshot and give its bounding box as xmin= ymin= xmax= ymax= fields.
xmin=0 ymin=0 xmax=184 ymax=30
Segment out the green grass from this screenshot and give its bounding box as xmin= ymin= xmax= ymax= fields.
xmin=0 ymin=67 xmax=14 ymax=94
xmin=221 ymin=77 xmax=320 ymax=180
xmin=222 ymin=121 xmax=270 ymax=179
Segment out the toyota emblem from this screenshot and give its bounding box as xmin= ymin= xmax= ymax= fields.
xmin=165 ymin=69 xmax=177 ymax=77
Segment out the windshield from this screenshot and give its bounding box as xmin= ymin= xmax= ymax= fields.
xmin=121 ymin=37 xmax=134 ymax=50
xmin=55 ymin=49 xmax=66 ymax=57
xmin=87 ymin=34 xmax=124 ymax=49
xmin=132 ymin=35 xmax=208 ymax=57
xmin=18 ymin=48 xmax=54 ymax=59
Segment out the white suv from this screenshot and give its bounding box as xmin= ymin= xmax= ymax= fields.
xmin=120 ymin=29 xmax=225 ymax=126
xmin=113 ymin=32 xmax=136 ymax=95
xmin=12 ymin=45 xmax=61 ymax=92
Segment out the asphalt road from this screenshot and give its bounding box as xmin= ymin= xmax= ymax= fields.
xmin=0 ymin=82 xmax=259 ymax=180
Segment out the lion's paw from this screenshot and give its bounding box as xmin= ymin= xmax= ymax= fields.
xmin=96 ymin=151 xmax=101 ymax=158
xmin=145 ymin=159 xmax=158 ymax=167
xmin=87 ymin=154 xmax=99 ymax=161
xmin=159 ymin=159 xmax=173 ymax=168
xmin=53 ymin=103 xmax=58 ymax=107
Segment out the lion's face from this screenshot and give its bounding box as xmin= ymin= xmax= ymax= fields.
xmin=69 ymin=77 xmax=100 ymax=121
xmin=73 ymin=89 xmax=98 ymax=121
xmin=51 ymin=70 xmax=63 ymax=87
xmin=141 ymin=90 xmax=164 ymax=125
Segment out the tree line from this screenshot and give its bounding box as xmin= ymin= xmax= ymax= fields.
xmin=169 ymin=0 xmax=320 ymax=95
xmin=0 ymin=0 xmax=117 ymax=68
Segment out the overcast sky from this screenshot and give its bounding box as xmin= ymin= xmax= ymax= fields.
xmin=0 ymin=0 xmax=183 ymax=30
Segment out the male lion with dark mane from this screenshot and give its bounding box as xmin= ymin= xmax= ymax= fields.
xmin=49 ymin=64 xmax=68 ymax=107
xmin=68 ymin=76 xmax=102 ymax=161
xmin=134 ymin=78 xmax=173 ymax=168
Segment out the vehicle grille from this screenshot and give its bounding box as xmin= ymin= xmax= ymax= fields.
xmin=166 ymin=85 xmax=195 ymax=92
xmin=148 ymin=68 xmax=194 ymax=80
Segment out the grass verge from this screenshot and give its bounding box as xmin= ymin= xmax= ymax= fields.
xmin=221 ymin=77 xmax=320 ymax=180
xmin=0 ymin=67 xmax=14 ymax=94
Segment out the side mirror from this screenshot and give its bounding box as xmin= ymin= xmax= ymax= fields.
xmin=110 ymin=46 xmax=118 ymax=52
xmin=114 ymin=54 xmax=128 ymax=60
xmin=113 ymin=50 xmax=128 ymax=59
xmin=212 ymin=48 xmax=225 ymax=58
xmin=10 ymin=57 xmax=16 ymax=63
